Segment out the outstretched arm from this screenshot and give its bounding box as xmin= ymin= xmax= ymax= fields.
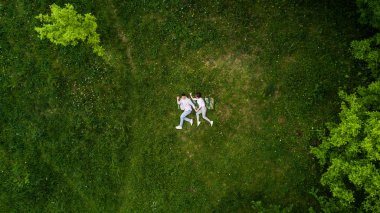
xmin=188 ymin=99 xmax=197 ymax=110
xmin=189 ymin=93 xmax=198 ymax=111
xmin=177 ymin=96 xmax=180 ymax=104
xmin=189 ymin=93 xmax=196 ymax=101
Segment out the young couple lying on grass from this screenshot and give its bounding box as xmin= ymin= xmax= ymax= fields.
xmin=176 ymin=92 xmax=213 ymax=130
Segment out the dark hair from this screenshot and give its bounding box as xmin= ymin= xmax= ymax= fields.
xmin=181 ymin=93 xmax=186 ymax=97
xmin=195 ymin=92 xmax=201 ymax=98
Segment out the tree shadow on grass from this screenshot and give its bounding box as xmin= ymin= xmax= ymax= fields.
xmin=213 ymin=190 xmax=265 ymax=213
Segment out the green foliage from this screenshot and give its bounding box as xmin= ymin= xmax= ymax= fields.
xmin=352 ymin=0 xmax=380 ymax=78
xmin=35 ymin=3 xmax=105 ymax=57
xmin=311 ymin=81 xmax=380 ymax=212
xmin=312 ymin=2 xmax=380 ymax=211
xmin=356 ymin=0 xmax=380 ymax=29
xmin=308 ymin=187 xmax=348 ymax=212
xmin=351 ymin=34 xmax=380 ymax=77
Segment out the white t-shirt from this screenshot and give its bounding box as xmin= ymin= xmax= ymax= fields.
xmin=197 ymin=98 xmax=206 ymax=109
xmin=179 ymin=98 xmax=194 ymax=111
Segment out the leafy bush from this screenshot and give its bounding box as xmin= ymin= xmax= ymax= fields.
xmin=35 ymin=3 xmax=105 ymax=57
xmin=351 ymin=34 xmax=380 ymax=78
xmin=356 ymin=0 xmax=380 ymax=29
xmin=311 ymin=2 xmax=380 ymax=211
xmin=351 ymin=0 xmax=380 ymax=78
xmin=311 ymin=81 xmax=380 ymax=212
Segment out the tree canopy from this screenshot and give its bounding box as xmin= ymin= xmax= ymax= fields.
xmin=311 ymin=82 xmax=380 ymax=211
xmin=356 ymin=0 xmax=380 ymax=29
xmin=35 ymin=3 xmax=105 ymax=57
xmin=311 ymin=0 xmax=380 ymax=212
xmin=351 ymin=34 xmax=380 ymax=78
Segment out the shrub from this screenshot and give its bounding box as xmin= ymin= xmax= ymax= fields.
xmin=311 ymin=81 xmax=380 ymax=212
xmin=35 ymin=3 xmax=105 ymax=57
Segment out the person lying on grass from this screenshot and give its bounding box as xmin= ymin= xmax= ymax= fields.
xmin=190 ymin=92 xmax=214 ymax=127
xmin=176 ymin=93 xmax=196 ymax=130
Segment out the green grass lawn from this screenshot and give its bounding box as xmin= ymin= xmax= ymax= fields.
xmin=0 ymin=0 xmax=363 ymax=211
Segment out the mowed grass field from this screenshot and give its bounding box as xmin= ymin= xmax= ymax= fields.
xmin=0 ymin=0 xmax=362 ymax=211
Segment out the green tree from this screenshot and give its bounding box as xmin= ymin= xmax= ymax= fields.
xmin=312 ymin=2 xmax=380 ymax=211
xmin=356 ymin=0 xmax=380 ymax=29
xmin=351 ymin=0 xmax=380 ymax=78
xmin=35 ymin=3 xmax=105 ymax=57
xmin=311 ymin=81 xmax=380 ymax=212
xmin=351 ymin=34 xmax=380 ymax=78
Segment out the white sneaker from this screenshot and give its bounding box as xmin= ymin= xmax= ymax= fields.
xmin=176 ymin=126 xmax=182 ymax=130
xmin=190 ymin=119 xmax=193 ymax=126
xmin=197 ymin=121 xmax=201 ymax=126
xmin=210 ymin=121 xmax=214 ymax=126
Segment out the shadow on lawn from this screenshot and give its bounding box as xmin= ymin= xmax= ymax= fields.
xmin=213 ymin=190 xmax=264 ymax=212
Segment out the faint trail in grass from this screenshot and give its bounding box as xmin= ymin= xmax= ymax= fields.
xmin=108 ymin=2 xmax=137 ymax=74
xmin=117 ymin=31 xmax=137 ymax=73
xmin=102 ymin=2 xmax=141 ymax=212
